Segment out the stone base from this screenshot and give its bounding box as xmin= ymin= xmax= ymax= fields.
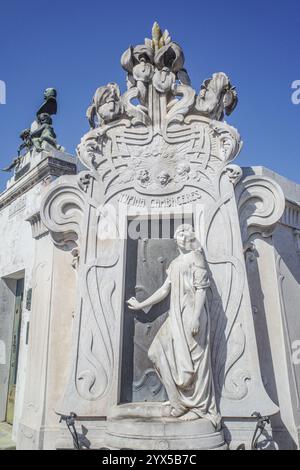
xmin=105 ymin=403 xmax=227 ymax=450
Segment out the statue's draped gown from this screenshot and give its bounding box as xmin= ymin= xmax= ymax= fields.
xmin=148 ymin=249 xmax=220 ymax=427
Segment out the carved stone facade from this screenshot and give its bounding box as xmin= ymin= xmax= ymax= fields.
xmin=1 ymin=24 xmax=300 ymax=451
xmin=22 ymin=25 xmax=287 ymax=449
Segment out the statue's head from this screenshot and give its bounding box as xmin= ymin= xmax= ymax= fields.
xmin=137 ymin=168 xmax=150 ymax=184
xmin=176 ymin=161 xmax=190 ymax=176
xmin=44 ymin=88 xmax=57 ymax=100
xmin=38 ymin=113 xmax=52 ymax=125
xmin=175 ymin=224 xmax=197 ymax=251
xmin=94 ymin=83 xmax=122 ymax=124
xmin=20 ymin=128 xmax=31 ymax=140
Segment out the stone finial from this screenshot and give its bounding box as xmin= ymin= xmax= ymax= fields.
xmin=151 ymin=22 xmax=170 ymax=51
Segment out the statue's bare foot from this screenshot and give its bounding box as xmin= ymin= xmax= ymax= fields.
xmin=178 ymin=410 xmax=198 ymax=421
xmin=170 ymin=408 xmax=185 ymax=418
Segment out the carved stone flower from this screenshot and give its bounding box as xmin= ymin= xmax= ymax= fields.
xmin=121 ymin=45 xmax=154 ymax=73
xmin=152 ymin=67 xmax=176 ymax=93
xmin=154 ymin=42 xmax=185 ymax=73
xmin=132 ymin=61 xmax=154 ymax=83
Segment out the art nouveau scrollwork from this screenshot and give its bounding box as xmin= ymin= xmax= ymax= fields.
xmin=224 ymin=164 xmax=243 ymax=186
xmin=87 ymin=83 xmax=124 ymax=129
xmin=40 ymin=175 xmax=87 ymax=250
xmin=41 ymin=170 xmax=120 ymax=411
xmin=236 ymin=175 xmax=285 ymax=244
xmin=203 ymin=194 xmax=251 ymax=403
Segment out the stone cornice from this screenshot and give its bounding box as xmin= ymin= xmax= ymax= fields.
xmin=26 ymin=211 xmax=48 ymax=240
xmin=0 ymin=156 xmax=76 ymax=211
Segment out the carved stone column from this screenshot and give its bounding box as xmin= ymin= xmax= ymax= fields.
xmin=17 ymin=219 xmax=76 ymax=450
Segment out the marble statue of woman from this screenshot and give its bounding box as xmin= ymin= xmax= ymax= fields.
xmin=127 ymin=224 xmax=220 ymax=429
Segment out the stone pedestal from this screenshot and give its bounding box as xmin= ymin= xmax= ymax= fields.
xmin=105 ymin=404 xmax=226 ymax=450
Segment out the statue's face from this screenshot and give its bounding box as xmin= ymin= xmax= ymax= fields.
xmin=176 ymin=229 xmax=195 ymax=251
xmin=157 ymin=171 xmax=170 ymax=186
xmin=223 ymin=90 xmax=233 ymax=108
xmin=98 ymin=85 xmax=122 ymax=123
xmin=137 ymin=169 xmax=150 ymax=183
xmin=38 ymin=113 xmax=51 ymax=124
xmin=106 ymin=86 xmax=118 ymax=103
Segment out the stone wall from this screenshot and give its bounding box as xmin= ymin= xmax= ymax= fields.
xmin=0 ymin=149 xmax=76 ymax=443
xmin=243 ymin=166 xmax=300 ymax=449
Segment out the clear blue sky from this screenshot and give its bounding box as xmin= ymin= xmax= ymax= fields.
xmin=0 ymin=0 xmax=300 ymax=191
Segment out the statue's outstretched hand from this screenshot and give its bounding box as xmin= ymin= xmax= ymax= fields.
xmin=191 ymin=319 xmax=200 ymax=337
xmin=127 ymin=297 xmax=142 ymax=311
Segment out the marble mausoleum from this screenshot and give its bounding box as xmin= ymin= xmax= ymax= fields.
xmin=0 ymin=24 xmax=300 ymax=450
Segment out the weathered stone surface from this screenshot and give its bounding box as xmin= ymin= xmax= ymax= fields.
xmin=241 ymin=166 xmax=300 ymax=450
xmin=37 ymin=24 xmax=286 ymax=450
xmin=0 ymin=146 xmax=76 ymax=444
xmin=0 ymin=279 xmax=16 ymax=422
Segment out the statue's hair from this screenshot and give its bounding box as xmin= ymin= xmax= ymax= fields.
xmin=94 ymin=82 xmax=120 ymax=107
xmin=44 ymin=88 xmax=57 ymax=98
xmin=174 ymin=224 xmax=195 ymax=239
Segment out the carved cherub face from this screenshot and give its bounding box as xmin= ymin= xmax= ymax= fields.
xmin=157 ymin=171 xmax=171 ymax=186
xmin=175 ymin=224 xmax=196 ymax=251
xmin=176 ymin=162 xmax=190 ymax=177
xmin=137 ymin=168 xmax=150 ymax=184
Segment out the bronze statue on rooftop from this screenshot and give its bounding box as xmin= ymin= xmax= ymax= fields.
xmin=1 ymin=88 xmax=61 ymax=173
